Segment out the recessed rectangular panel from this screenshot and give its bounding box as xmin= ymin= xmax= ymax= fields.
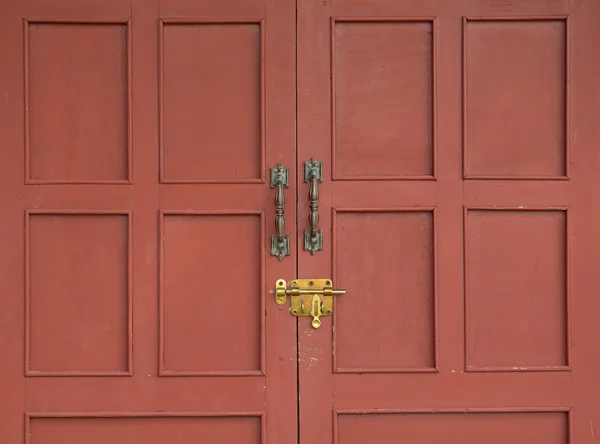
xmin=26 ymin=22 xmax=130 ymax=183
xmin=161 ymin=213 xmax=263 ymax=374
xmin=464 ymin=19 xmax=567 ymax=179
xmin=160 ymin=22 xmax=263 ymax=183
xmin=465 ymin=209 xmax=568 ymax=370
xmin=29 ymin=415 xmax=261 ymax=444
xmin=337 ymin=411 xmax=568 ymax=444
xmin=334 ymin=210 xmax=435 ymax=372
xmin=27 ymin=212 xmax=130 ymax=374
xmin=333 ymin=20 xmax=434 ymax=180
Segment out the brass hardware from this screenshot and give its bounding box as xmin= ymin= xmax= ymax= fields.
xmin=275 ymin=278 xmax=346 ymax=328
xmin=270 ymin=164 xmax=290 ymax=261
xmin=304 ymin=158 xmax=323 ymax=255
xmin=310 ymin=294 xmax=322 ymax=328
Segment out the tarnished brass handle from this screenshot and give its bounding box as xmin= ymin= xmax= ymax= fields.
xmin=270 ymin=164 xmax=290 ymax=260
xmin=304 ymin=158 xmax=323 ymax=254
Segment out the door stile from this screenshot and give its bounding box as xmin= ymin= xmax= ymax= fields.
xmin=0 ymin=1 xmax=26 ymax=443
xmin=296 ymin=2 xmax=335 ymax=444
xmin=565 ymin=0 xmax=600 ymax=441
xmin=264 ymin=0 xmax=299 ymax=443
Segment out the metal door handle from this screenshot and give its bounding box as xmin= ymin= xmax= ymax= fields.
xmin=304 ymin=158 xmax=323 ymax=254
xmin=270 ymin=164 xmax=290 ymax=260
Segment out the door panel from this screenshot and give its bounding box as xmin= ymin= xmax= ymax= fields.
xmin=332 ymin=19 xmax=435 ymax=180
xmin=333 ymin=209 xmax=436 ymax=373
xmin=0 ymin=1 xmax=297 ymax=443
xmin=159 ymin=19 xmax=263 ymax=183
xmin=3 ymin=0 xmax=600 ymax=443
xmin=297 ymin=1 xmax=600 ymax=444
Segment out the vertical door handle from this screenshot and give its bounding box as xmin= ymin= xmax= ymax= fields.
xmin=270 ymin=164 xmax=290 ymax=260
xmin=304 ymin=158 xmax=323 ymax=254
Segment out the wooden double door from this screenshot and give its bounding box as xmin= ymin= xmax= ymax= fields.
xmin=2 ymin=0 xmax=600 ymax=443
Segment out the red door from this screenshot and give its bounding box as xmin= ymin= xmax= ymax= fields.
xmin=297 ymin=0 xmax=600 ymax=443
xmin=2 ymin=0 xmax=600 ymax=443
xmin=0 ymin=0 xmax=297 ymax=443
